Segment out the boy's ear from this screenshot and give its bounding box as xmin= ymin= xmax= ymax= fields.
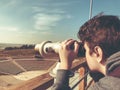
xmin=94 ymin=46 xmax=103 ymax=63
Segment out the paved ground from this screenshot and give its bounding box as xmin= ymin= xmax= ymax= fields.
xmin=0 ymin=57 xmax=57 ymax=87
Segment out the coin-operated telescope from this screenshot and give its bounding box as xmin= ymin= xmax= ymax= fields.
xmin=34 ymin=41 xmax=61 ymax=58
xmin=34 ymin=41 xmax=85 ymax=58
xmin=34 ymin=40 xmax=85 ymax=77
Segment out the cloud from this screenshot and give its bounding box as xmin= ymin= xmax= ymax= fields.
xmin=34 ymin=13 xmax=63 ymax=30
xmin=32 ymin=7 xmax=65 ymax=14
xmin=0 ymin=0 xmax=18 ymax=8
xmin=31 ymin=1 xmax=73 ymax=31
xmin=0 ymin=26 xmax=19 ymax=31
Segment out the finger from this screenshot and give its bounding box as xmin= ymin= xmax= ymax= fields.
xmin=74 ymin=42 xmax=79 ymax=53
xmin=61 ymin=39 xmax=74 ymax=49
xmin=62 ymin=39 xmax=73 ymax=44
xmin=64 ymin=40 xmax=76 ymax=50
xmin=65 ymin=39 xmax=75 ymax=46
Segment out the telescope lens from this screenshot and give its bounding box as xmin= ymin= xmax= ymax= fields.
xmin=45 ymin=47 xmax=55 ymax=53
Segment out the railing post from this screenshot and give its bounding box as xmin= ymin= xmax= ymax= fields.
xmin=78 ymin=65 xmax=87 ymax=90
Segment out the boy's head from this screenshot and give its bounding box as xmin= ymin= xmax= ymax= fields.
xmin=78 ymin=15 xmax=120 ymax=59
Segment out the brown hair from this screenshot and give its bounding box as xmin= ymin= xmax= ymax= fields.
xmin=78 ymin=14 xmax=120 ymax=58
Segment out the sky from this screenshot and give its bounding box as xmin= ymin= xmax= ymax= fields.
xmin=0 ymin=0 xmax=120 ymax=44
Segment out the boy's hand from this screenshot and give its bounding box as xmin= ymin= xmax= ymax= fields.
xmin=59 ymin=39 xmax=79 ymax=70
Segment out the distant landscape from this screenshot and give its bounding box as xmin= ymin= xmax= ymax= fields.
xmin=0 ymin=43 xmax=22 ymax=50
xmin=0 ymin=43 xmax=37 ymax=60
xmin=0 ymin=43 xmax=35 ymax=50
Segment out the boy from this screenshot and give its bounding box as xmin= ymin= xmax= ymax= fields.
xmin=52 ymin=15 xmax=120 ymax=90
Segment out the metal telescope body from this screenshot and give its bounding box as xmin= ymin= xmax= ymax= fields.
xmin=35 ymin=40 xmax=85 ymax=58
xmin=34 ymin=41 xmax=61 ymax=57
